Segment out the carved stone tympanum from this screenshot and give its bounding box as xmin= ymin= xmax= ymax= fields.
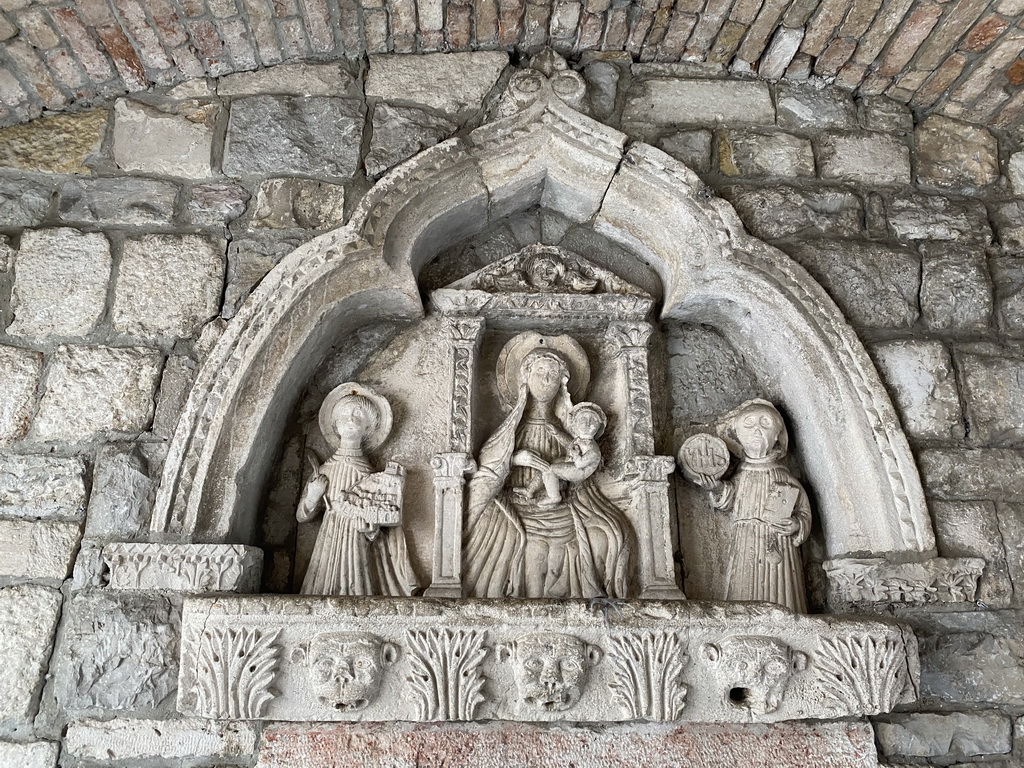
xmin=680 ymin=399 xmax=811 ymax=612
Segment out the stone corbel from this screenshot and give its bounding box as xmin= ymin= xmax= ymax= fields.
xmin=824 ymin=556 xmax=986 ymax=607
xmin=102 ymin=542 xmax=263 ymax=593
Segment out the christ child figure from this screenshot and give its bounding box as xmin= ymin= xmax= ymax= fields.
xmin=516 ymin=402 xmax=606 ymax=508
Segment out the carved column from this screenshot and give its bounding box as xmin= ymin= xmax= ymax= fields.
xmin=425 ymin=315 xmax=484 ymax=597
xmin=607 ymin=321 xmax=685 ymax=599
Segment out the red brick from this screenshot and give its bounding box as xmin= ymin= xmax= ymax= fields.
xmin=785 ymin=51 xmax=813 ymax=78
xmin=241 ymin=0 xmax=284 ymax=65
xmin=1007 ymin=57 xmax=1024 ymax=85
xmin=145 ymin=0 xmax=190 ymax=47
xmin=910 ymin=51 xmax=967 ymax=107
xmin=781 ymin=0 xmax=818 ymax=26
xmin=639 ymin=0 xmax=674 ymax=57
xmin=877 ymin=2 xmax=943 ymax=77
xmin=602 ymin=4 xmax=628 ymax=49
xmin=446 ymin=2 xmax=472 ymax=48
xmin=474 ymin=0 xmax=499 ymax=43
xmin=576 ymin=9 xmax=604 ymax=50
xmin=497 ymin=0 xmax=525 ymax=46
xmin=736 ymin=0 xmax=789 ymax=63
xmin=550 ymin=0 xmax=582 ymax=43
xmin=684 ymin=0 xmax=731 ymax=58
xmin=171 ymin=43 xmax=207 ymax=79
xmin=969 ymin=83 xmax=1011 ymax=121
xmin=731 ymin=0 xmax=764 ymax=25
xmin=189 ymin=19 xmax=225 ymax=60
xmin=76 ymin=0 xmax=116 ymax=26
xmin=44 ymin=47 xmax=87 ymax=90
xmin=523 ymin=1 xmax=551 ymax=48
xmin=859 ymin=71 xmax=891 ymax=95
xmin=813 ymin=35 xmax=855 ymax=75
xmin=838 ymin=0 xmax=882 ymax=37
xmin=914 ymin=0 xmax=987 ymax=69
xmin=95 ymin=23 xmax=148 ymax=89
xmin=4 ymin=38 xmax=66 ymax=107
xmin=851 ymin=0 xmax=913 ymax=65
xmin=219 ymin=16 xmax=258 ymax=69
xmin=833 ymin=60 xmax=868 ymax=88
xmin=301 ymin=0 xmax=336 ymax=52
xmin=801 ymin=0 xmax=853 ymax=56
xmin=49 ymin=7 xmax=116 ymax=83
xmin=951 ymin=27 xmax=1024 ymax=103
xmin=657 ymin=7 xmax=697 ymax=59
xmin=276 ymin=16 xmax=310 ymax=57
xmin=626 ymin=9 xmax=654 ymax=56
xmin=962 ymin=13 xmax=1011 ymax=52
xmin=111 ymin=0 xmax=174 ymax=69
xmin=993 ymin=86 xmax=1024 ymax=128
xmin=273 ymin=0 xmax=300 ymax=16
xmin=707 ymin=19 xmax=746 ymax=62
xmin=15 ymin=8 xmax=60 ymax=49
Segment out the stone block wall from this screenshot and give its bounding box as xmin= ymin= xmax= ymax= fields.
xmin=0 ymin=53 xmax=1021 ymax=765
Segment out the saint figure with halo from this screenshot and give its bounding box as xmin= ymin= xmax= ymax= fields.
xmin=464 ymin=332 xmax=635 ymax=599
xmin=297 ymin=383 xmax=418 ymax=597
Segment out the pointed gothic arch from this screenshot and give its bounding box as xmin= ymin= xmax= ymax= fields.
xmin=150 ymin=56 xmax=935 ymax=565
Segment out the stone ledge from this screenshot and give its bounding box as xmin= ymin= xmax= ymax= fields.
xmin=824 ymin=557 xmax=985 ymax=608
xmin=178 ymin=596 xmax=917 ymax=724
xmin=103 ymin=543 xmax=263 ymax=593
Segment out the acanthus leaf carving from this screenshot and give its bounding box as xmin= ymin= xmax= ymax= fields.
xmin=195 ymin=626 xmax=281 ymax=719
xmin=814 ymin=634 xmax=910 ymax=714
xmin=405 ymin=628 xmax=488 ymax=721
xmin=824 ymin=557 xmax=985 ymax=606
xmin=609 ymin=631 xmax=688 ymax=721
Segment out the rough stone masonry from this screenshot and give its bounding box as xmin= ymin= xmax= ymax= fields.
xmin=0 ymin=50 xmax=1021 ymax=767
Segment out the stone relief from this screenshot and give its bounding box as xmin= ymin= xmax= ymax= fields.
xmin=608 ymin=631 xmax=689 ymax=721
xmin=194 ymin=626 xmax=280 ymax=719
xmin=500 ymin=632 xmax=602 ymax=713
xmin=297 ymin=382 xmax=418 ymax=597
xmin=824 ymin=557 xmax=985 ymax=606
xmin=814 ymin=634 xmax=911 ymax=715
xmin=701 ymin=635 xmax=808 ymax=717
xmin=300 ymin=632 xmax=398 ymax=712
xmin=679 ymin=399 xmax=811 ymax=612
xmin=103 ymin=543 xmax=262 ymax=593
xmin=464 ymin=332 xmax=635 ymax=599
xmin=405 ymin=628 xmax=488 ymax=721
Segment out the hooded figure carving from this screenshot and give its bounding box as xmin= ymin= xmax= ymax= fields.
xmin=463 ymin=333 xmax=634 ymax=599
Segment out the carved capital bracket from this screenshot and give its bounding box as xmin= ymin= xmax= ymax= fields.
xmin=824 ymin=557 xmax=986 ymax=608
xmin=425 ymin=452 xmax=477 ymax=598
xmin=606 ymin=321 xmax=655 ymax=457
xmin=103 ymin=543 xmax=263 ymax=594
xmin=625 ymin=455 xmax=685 ymax=600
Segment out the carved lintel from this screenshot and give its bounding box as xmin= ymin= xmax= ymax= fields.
xmin=824 ymin=557 xmax=985 ymax=606
xmin=442 ymin=315 xmax=485 ymax=455
xmin=430 ymin=289 xmax=654 ymax=324
xmin=103 ymin=543 xmax=263 ymax=593
xmin=605 ymin=321 xmax=655 ymax=457
xmin=626 ymin=455 xmax=685 ymax=600
xmin=425 ymin=452 xmax=476 ymax=598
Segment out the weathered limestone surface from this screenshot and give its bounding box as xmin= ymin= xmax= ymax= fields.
xmin=51 ymin=592 xmax=179 ymax=713
xmin=0 ymin=740 xmax=58 ymax=768
xmin=718 ymin=131 xmax=814 ymax=177
xmin=365 ymin=104 xmax=456 ymax=178
xmin=31 ymin=345 xmax=162 ymax=442
xmin=991 ymin=259 xmax=1024 ymax=337
xmin=223 ymin=96 xmax=364 ymax=179
xmin=667 ymin=325 xmax=763 ymax=422
xmin=958 ymin=353 xmax=1024 ymax=447
xmin=223 ymin=236 xmax=304 ymax=319
xmin=919 ymin=243 xmax=992 ymax=331
xmin=112 ymin=234 xmax=224 ymax=339
xmin=7 ymin=228 xmax=111 ymax=339
xmin=251 ymin=179 xmax=346 ymax=230
xmin=657 ymin=130 xmax=712 ymax=171
xmin=58 ymin=177 xmax=178 ymax=225
xmin=217 ymin=62 xmax=358 ymax=97
xmin=887 ymin=195 xmax=991 ymax=244
xmin=365 ymin=53 xmax=508 ymax=118
xmin=0 ymin=453 xmax=86 ymax=519
xmin=624 ymin=79 xmax=775 ymax=126
xmin=0 ymin=110 xmax=106 ymax=174
xmin=918 ymin=621 xmax=1024 ymax=706
xmin=786 ymin=241 xmax=920 ymax=329
xmin=876 ymin=712 xmax=1012 ymax=758
xmin=83 ymin=446 xmax=151 ymax=540
xmin=931 ymin=500 xmax=1011 ymax=607
xmin=776 ymin=84 xmax=857 ymax=130
xmin=0 ymin=177 xmax=51 ymax=226
xmin=723 ymin=187 xmax=861 ymax=240
xmin=113 ymin=99 xmax=215 ymax=178
xmin=186 ymin=182 xmax=250 ymax=226
xmin=255 ymin=721 xmax=881 ymax=768
xmin=920 ymin=449 xmax=1024 ymax=500
xmin=0 ymin=585 xmax=61 ymax=731
xmin=0 ymin=519 xmax=81 ymax=580
xmin=817 ymin=133 xmax=911 ymax=184
xmin=65 ymin=718 xmax=257 ymax=760
xmin=0 ymin=344 xmax=42 ymax=442
xmin=871 ymin=341 xmax=964 ymax=442
xmin=993 ymin=200 xmax=1024 ymax=251
xmin=914 ymin=115 xmax=998 ymax=189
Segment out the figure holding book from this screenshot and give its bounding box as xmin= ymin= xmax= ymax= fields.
xmin=297 ymin=383 xmax=418 ymax=597
xmin=678 ymin=399 xmax=811 ymax=613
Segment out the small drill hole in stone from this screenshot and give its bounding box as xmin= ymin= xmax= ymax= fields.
xmin=729 ymin=687 xmax=749 ymax=705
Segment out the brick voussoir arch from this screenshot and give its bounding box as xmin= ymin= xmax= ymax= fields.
xmin=151 ymin=52 xmax=935 ymax=564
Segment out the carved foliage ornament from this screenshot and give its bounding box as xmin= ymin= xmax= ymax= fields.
xmin=195 ymin=627 xmax=281 ymax=719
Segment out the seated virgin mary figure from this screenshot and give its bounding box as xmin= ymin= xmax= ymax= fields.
xmin=463 ymin=333 xmax=635 ymax=599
